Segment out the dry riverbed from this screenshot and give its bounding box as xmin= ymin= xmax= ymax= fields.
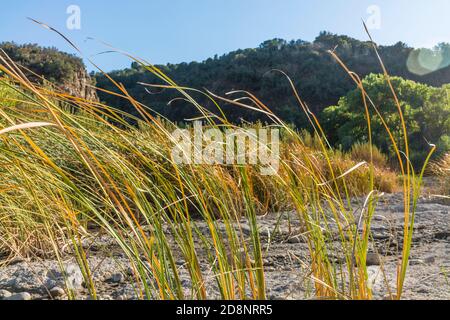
xmin=0 ymin=192 xmax=449 ymax=300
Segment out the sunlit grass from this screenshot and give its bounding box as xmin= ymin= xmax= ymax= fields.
xmin=431 ymin=153 xmax=450 ymax=198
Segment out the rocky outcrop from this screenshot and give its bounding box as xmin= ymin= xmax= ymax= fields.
xmin=59 ymin=68 xmax=98 ymax=101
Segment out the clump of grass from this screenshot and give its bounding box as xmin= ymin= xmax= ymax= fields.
xmin=349 ymin=142 xmax=388 ymax=169
xmin=0 ymin=23 xmax=436 ymax=300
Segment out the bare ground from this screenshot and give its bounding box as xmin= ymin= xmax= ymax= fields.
xmin=0 ymin=191 xmax=449 ymax=300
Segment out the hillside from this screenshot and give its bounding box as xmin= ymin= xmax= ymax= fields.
xmin=95 ymin=32 xmax=450 ymax=128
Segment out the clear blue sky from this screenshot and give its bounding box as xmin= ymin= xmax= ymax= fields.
xmin=1 ymin=0 xmax=449 ymax=71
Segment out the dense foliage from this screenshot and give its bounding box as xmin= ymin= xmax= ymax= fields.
xmin=322 ymin=74 xmax=450 ymax=166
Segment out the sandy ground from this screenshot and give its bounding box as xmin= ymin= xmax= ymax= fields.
xmin=0 ymin=192 xmax=449 ymax=300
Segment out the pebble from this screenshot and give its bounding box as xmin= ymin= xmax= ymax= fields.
xmin=0 ymin=289 xmax=12 ymax=299
xmin=366 ymin=253 xmax=381 ymax=266
xmin=287 ymin=236 xmax=302 ymax=244
xmin=410 ymin=255 xmax=436 ymax=266
xmin=5 ymin=292 xmax=32 ymax=301
xmin=49 ymin=287 xmax=65 ymax=298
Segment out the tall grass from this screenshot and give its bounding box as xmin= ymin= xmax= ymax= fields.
xmin=0 ymin=25 xmax=436 ymax=300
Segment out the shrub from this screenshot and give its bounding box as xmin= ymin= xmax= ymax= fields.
xmin=322 ymin=74 xmax=449 ymax=168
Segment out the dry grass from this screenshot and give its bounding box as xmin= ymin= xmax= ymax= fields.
xmin=431 ymin=153 xmax=450 ymax=197
xmin=349 ymin=142 xmax=388 ymax=169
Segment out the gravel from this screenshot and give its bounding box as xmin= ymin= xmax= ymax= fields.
xmin=4 ymin=292 xmax=32 ymax=301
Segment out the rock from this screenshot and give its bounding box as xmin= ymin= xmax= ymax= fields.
xmin=45 ymin=263 xmax=84 ymax=291
xmin=263 ymin=258 xmax=274 ymax=267
xmin=9 ymin=257 xmax=27 ymax=265
xmin=0 ymin=289 xmax=12 ymax=299
xmin=5 ymin=292 xmax=32 ymax=301
xmin=287 ymin=236 xmax=302 ymax=244
xmin=366 ymin=253 xmax=381 ymax=266
xmin=49 ymin=287 xmax=65 ymax=298
xmin=434 ymin=232 xmax=450 ymax=240
xmin=0 ymin=264 xmax=47 ymax=293
xmin=423 ymin=255 xmax=435 ymax=264
xmin=66 ymin=264 xmax=84 ymax=290
xmin=60 ymin=69 xmax=98 ymax=101
xmin=258 ymin=229 xmax=271 ymax=238
xmin=417 ymin=287 xmax=429 ymax=294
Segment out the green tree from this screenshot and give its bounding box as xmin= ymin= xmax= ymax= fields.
xmin=322 ymin=74 xmax=450 ymax=167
